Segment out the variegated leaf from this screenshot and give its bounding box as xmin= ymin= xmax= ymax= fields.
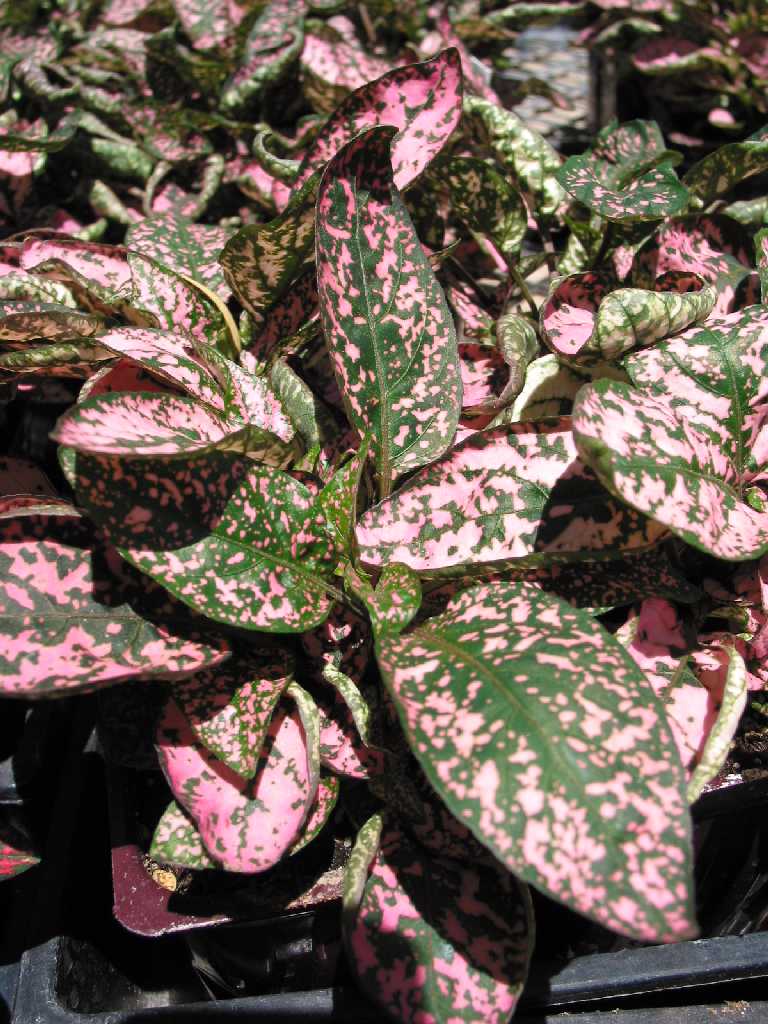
xmin=128 ymin=253 xmax=228 ymax=347
xmin=172 ymin=649 xmax=294 ymax=779
xmin=435 ymin=155 xmax=527 ymax=259
xmin=490 ymin=354 xmax=585 ymax=425
xmin=301 ymin=18 xmax=390 ymax=114
xmin=633 ymin=216 xmax=757 ymax=317
xmin=173 ymin=0 xmax=235 ymax=51
xmin=156 ymin=696 xmax=313 ymax=872
xmin=290 ymin=774 xmax=340 ymax=854
xmin=0 ymin=341 xmax=112 ymax=376
xmin=342 ymin=812 xmax=383 ymax=927
xmin=356 ymin=419 xmax=665 ymax=575
xmin=364 ymin=563 xmax=422 ymax=637
xmin=755 ymin=227 xmax=768 ymax=305
xmin=220 ymin=174 xmax=318 ymax=324
xmin=287 ymin=679 xmax=322 ymax=802
xmin=557 ymin=154 xmax=689 ymax=222
xmin=376 ymin=581 xmax=697 ymax=941
xmin=684 ymin=125 xmax=768 ymax=204
xmin=19 ymin=238 xmax=131 ymax=291
xmin=574 ymin=306 xmax=768 ymax=559
xmin=316 ymin=127 xmax=461 ymax=497
xmin=296 ymin=49 xmax=463 ymax=191
xmin=322 ymin=662 xmax=372 ymax=747
xmin=463 ymin=95 xmax=564 ymax=217
xmin=0 ymin=300 xmax=101 ymax=341
xmin=542 ymin=271 xmax=715 ymax=364
xmin=0 ymin=838 xmax=39 ymax=879
xmin=73 ymin=452 xmax=339 ymax=632
xmin=347 ymin=823 xmax=533 ymax=1024
xmin=316 ymin=439 xmax=370 ymax=559
xmin=150 ymin=799 xmax=216 ymax=870
xmin=0 ymin=514 xmax=229 ymax=696
xmin=126 ymin=213 xmax=231 ymax=296
xmin=219 ymin=0 xmax=304 ymax=115
xmin=51 ymin=391 xmax=289 ymax=460
xmin=687 ymin=643 xmax=747 ymax=803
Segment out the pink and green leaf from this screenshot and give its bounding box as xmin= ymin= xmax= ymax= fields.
xmin=126 ymin=212 xmax=232 ymax=297
xmin=296 ymin=49 xmax=463 ymax=191
xmin=73 ymin=452 xmax=339 ymax=632
xmin=376 ymin=580 xmax=697 ymax=941
xmin=156 ymin=696 xmax=313 ymax=872
xmin=219 ymin=0 xmax=305 ymax=115
xmin=316 ymin=127 xmax=461 ymax=497
xmin=0 ymin=300 xmax=102 ymax=341
xmin=683 ymin=124 xmax=768 ymax=204
xmin=128 ymin=253 xmax=228 ymax=347
xmin=150 ymin=799 xmax=217 ymax=870
xmin=220 ymin=174 xmax=318 ymax=324
xmin=301 ymin=18 xmax=390 ymax=114
xmin=172 ymin=649 xmax=294 ymax=778
xmin=687 ymin=643 xmax=747 ymax=802
xmin=289 ymin=773 xmax=340 ymax=854
xmin=435 ymin=155 xmax=527 ymax=259
xmin=346 ymin=823 xmax=533 ymax=1024
xmin=557 ymin=155 xmax=689 ymax=222
xmin=0 ymin=838 xmax=39 ymax=879
xmin=0 ymin=514 xmax=229 ymax=697
xmin=542 ymin=271 xmax=715 ymax=364
xmin=463 ymin=95 xmax=564 ymax=217
xmin=356 ymin=419 xmax=666 ymax=574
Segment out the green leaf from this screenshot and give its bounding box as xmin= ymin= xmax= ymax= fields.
xmin=684 ymin=125 xmax=768 ymax=204
xmin=316 ymin=126 xmax=461 ymax=498
xmin=220 ymin=174 xmax=318 ymax=324
xmin=434 ymin=156 xmax=527 ymax=259
xmin=365 ymin=563 xmax=422 ymax=637
xmin=342 ymin=811 xmax=383 ymax=930
xmin=220 ymin=0 xmax=304 ymax=115
xmin=317 ymin=439 xmax=370 ymax=560
xmin=377 ymin=580 xmax=697 ymax=941
xmin=558 ymin=155 xmax=689 ymax=222
xmin=150 ymin=799 xmax=217 ymax=870
xmin=687 ymin=644 xmax=747 ymax=803
xmin=464 ymin=94 xmax=564 ymax=217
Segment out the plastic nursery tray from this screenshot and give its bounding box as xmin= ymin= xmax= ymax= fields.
xmin=10 ymin=719 xmax=768 ymax=1022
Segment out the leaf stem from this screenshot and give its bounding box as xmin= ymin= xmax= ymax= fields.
xmin=508 ymin=261 xmax=539 ymax=319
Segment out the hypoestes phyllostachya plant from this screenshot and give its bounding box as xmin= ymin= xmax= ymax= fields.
xmin=4 ymin=22 xmax=768 ymax=1023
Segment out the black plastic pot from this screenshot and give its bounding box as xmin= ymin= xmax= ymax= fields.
xmin=10 ymin=702 xmax=768 ymax=1023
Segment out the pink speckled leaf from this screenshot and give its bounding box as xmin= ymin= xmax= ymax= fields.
xmin=435 ymin=155 xmax=527 ymax=259
xmin=296 ymin=49 xmax=463 ymax=191
xmin=126 ymin=213 xmax=231 ymax=297
xmin=356 ymin=419 xmax=665 ymax=574
xmin=92 ymin=328 xmax=225 ymax=407
xmin=687 ymin=643 xmax=747 ymax=802
xmin=0 ymin=514 xmax=229 ymax=697
xmin=173 ymin=0 xmax=234 ymax=51
xmin=574 ymin=306 xmax=768 ymax=560
xmin=219 ymin=0 xmax=304 ymax=116
xmin=316 ymin=127 xmax=461 ymax=498
xmin=0 ymin=301 xmax=101 ymax=342
xmin=377 ymin=580 xmax=697 ymax=941
xmin=172 ymin=649 xmax=294 ymax=779
xmin=364 ymin=563 xmax=422 ymax=637
xmin=290 ymin=773 xmax=340 ymax=854
xmin=633 ymin=216 xmax=756 ymax=317
xmin=20 ymin=238 xmax=130 ymax=291
xmin=347 ymin=823 xmax=533 ymax=1024
xmin=156 ymin=695 xmax=313 ymax=872
xmin=316 ymin=439 xmax=370 ymax=560
xmin=73 ymin=452 xmax=339 ymax=632
xmin=0 ymin=838 xmax=39 ymax=880
xmin=150 ymin=799 xmax=216 ymax=870
xmin=301 ymin=18 xmax=390 ymax=114
xmin=542 ymin=271 xmax=715 ymax=364
xmin=52 ymin=391 xmax=290 ymax=460
xmin=632 ymin=37 xmax=732 ymax=76
xmin=128 ymin=253 xmax=228 ymax=347
xmin=684 ymin=125 xmax=768 ymax=204
xmin=220 ymin=174 xmax=317 ymax=324
xmin=557 ymin=120 xmax=687 ymax=224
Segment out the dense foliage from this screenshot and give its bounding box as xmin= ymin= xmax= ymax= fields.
xmin=3 ymin=2 xmax=768 ymax=1022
